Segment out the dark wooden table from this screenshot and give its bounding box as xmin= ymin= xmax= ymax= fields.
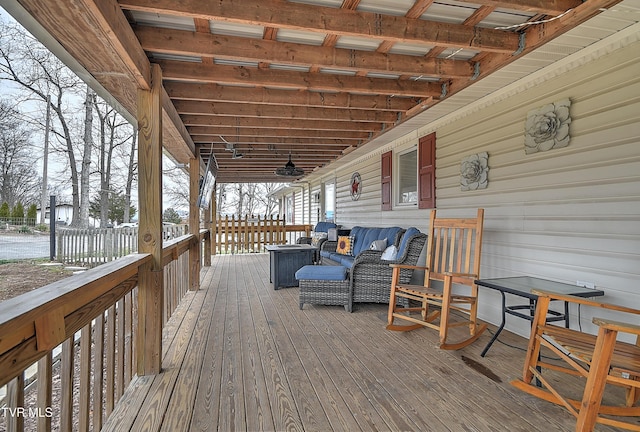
xmin=476 ymin=276 xmax=604 ymax=357
xmin=265 ymin=244 xmax=316 ymax=289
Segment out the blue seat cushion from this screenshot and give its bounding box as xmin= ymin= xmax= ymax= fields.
xmin=338 ymin=255 xmax=355 ymax=268
xmin=314 ymin=221 xmax=337 ymax=233
xmin=328 ymin=252 xmax=345 ymax=262
xmin=295 ymin=265 xmax=348 ymax=281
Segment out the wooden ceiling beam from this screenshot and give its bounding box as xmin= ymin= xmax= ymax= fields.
xmin=158 ymin=60 xmax=442 ymax=98
xmin=212 ymin=159 xmax=332 ymax=168
xmin=188 ymin=126 xmax=368 ymax=140
xmin=164 ymin=82 xmax=418 ymax=111
xmin=199 ymin=146 xmax=346 ymax=155
xmin=192 ymin=136 xmax=361 ymax=146
xmin=136 ymin=27 xmax=475 ymax=79
xmin=208 ymin=154 xmax=336 ymax=164
xmin=179 ymin=115 xmax=383 ymax=132
xmin=173 ymin=100 xmax=398 ymax=123
xmin=119 ymin=0 xmax=520 ymax=53
xmin=454 ymin=0 xmax=581 ymax=15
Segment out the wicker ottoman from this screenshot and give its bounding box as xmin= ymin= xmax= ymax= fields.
xmin=295 ymin=265 xmax=351 ymax=312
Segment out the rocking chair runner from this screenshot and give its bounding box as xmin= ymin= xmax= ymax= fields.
xmin=386 ymin=208 xmax=487 ymax=350
xmin=511 ymin=289 xmax=640 ymax=431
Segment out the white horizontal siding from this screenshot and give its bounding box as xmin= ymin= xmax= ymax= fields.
xmin=436 ymin=40 xmax=640 ymax=337
xmin=315 ymin=36 xmax=640 ymax=339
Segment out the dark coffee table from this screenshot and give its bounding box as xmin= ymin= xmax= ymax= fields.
xmin=265 ymin=244 xmax=316 ymax=290
xmin=475 ymin=276 xmax=604 ymax=357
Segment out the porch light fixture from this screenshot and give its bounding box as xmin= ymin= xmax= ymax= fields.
xmin=275 ymin=153 xmax=304 ymax=177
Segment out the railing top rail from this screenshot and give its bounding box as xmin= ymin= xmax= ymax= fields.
xmin=0 ymin=253 xmax=151 ymax=332
xmin=0 ymin=253 xmax=152 ymax=387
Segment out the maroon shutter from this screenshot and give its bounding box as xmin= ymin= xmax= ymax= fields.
xmin=418 ymin=133 xmax=436 ymax=209
xmin=381 ymin=150 xmax=392 ymax=211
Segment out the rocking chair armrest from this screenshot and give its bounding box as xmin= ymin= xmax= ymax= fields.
xmin=389 ymin=263 xmax=429 ymax=271
xmin=443 ymin=271 xmax=478 ymax=278
xmin=532 ymin=289 xmax=640 ymax=315
xmin=593 ymin=317 xmax=640 ymax=336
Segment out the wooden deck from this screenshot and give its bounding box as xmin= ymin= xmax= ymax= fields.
xmin=103 ymin=253 xmax=626 ymax=431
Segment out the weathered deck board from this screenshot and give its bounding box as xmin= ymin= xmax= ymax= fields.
xmin=189 ymin=255 xmax=229 ymax=432
xmin=104 ymin=253 xmax=626 ymax=431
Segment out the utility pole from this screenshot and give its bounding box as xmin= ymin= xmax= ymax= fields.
xmin=40 ymin=94 xmax=51 ymax=224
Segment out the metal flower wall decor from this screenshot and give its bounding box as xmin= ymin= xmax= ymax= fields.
xmin=524 ymin=99 xmax=571 ymax=154
xmin=460 ymin=152 xmax=489 ymax=191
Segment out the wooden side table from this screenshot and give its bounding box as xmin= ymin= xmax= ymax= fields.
xmin=265 ymin=244 xmax=316 ymax=290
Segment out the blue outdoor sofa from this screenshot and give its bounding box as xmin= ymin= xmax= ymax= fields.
xmin=297 ymin=227 xmax=427 ymax=311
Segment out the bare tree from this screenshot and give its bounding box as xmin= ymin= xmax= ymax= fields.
xmin=0 ymin=19 xmax=87 ymax=226
xmin=220 ymin=182 xmax=282 ymax=217
xmin=163 ymin=159 xmax=189 ymax=210
xmin=0 ymin=99 xmax=40 ymax=207
xmin=93 ymin=96 xmax=132 ymax=227
xmin=216 ymin=182 xmax=233 ymax=216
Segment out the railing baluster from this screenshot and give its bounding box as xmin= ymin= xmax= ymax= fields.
xmin=6 ymin=373 xmax=25 ymax=432
xmin=93 ymin=313 xmax=105 ymax=431
xmin=105 ymin=305 xmax=116 ymax=416
xmin=116 ymin=297 xmax=125 ymax=399
xmin=60 ymin=338 xmax=74 ymax=432
xmin=37 ymin=353 xmax=52 ymax=432
xmin=79 ymin=324 xmax=91 ymax=432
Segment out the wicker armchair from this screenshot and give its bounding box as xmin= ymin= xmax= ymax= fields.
xmin=350 ymin=232 xmax=427 ymax=306
xmin=297 ymin=221 xmax=337 ymax=262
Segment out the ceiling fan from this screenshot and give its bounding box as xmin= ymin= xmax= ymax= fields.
xmin=275 ymin=152 xmax=304 ymax=178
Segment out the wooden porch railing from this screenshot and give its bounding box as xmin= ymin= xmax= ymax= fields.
xmin=213 ymin=215 xmax=312 ymax=254
xmin=55 ymin=225 xmax=188 ymax=267
xmin=0 ymin=231 xmax=208 ymax=432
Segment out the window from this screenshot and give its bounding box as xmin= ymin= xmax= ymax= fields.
xmin=324 ymin=182 xmax=335 ymax=222
xmin=397 ymin=148 xmax=417 ymax=205
xmin=380 ymin=133 xmax=436 ymax=210
xmin=286 ymin=195 xmax=293 ymax=223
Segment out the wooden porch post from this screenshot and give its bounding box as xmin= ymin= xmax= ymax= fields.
xmin=211 ymin=184 xmax=217 ymax=256
xmin=203 ymin=187 xmax=212 ymax=267
xmin=189 ymin=157 xmax=200 ymax=290
xmin=136 ymin=63 xmax=163 ymax=375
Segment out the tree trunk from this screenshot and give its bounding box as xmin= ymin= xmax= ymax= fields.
xmin=79 ymin=86 xmax=94 ymax=228
xmin=124 ymin=129 xmax=137 ymax=223
xmin=236 ymin=183 xmax=244 ymax=217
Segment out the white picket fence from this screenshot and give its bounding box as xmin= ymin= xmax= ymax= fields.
xmin=56 ymin=225 xmax=187 ymax=267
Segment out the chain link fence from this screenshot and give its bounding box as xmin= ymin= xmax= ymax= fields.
xmin=0 ymin=231 xmax=51 ymax=261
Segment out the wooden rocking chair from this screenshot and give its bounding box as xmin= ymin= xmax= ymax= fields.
xmin=386 ymin=208 xmax=487 ymax=350
xmin=511 ymin=289 xmax=640 ymax=431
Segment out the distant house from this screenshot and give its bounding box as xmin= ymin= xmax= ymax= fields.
xmin=36 ymin=204 xmax=98 ymax=227
xmin=36 ymin=203 xmax=73 ymax=226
